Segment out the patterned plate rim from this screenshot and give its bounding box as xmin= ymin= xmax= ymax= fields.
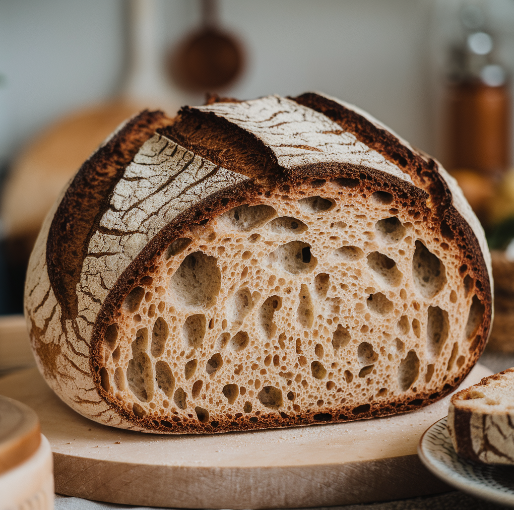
xmin=418 ymin=416 xmax=514 ymax=507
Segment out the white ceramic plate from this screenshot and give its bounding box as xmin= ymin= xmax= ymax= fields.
xmin=419 ymin=416 xmax=514 ymax=507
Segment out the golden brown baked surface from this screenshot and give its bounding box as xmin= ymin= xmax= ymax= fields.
xmin=25 ymin=93 xmax=492 ymax=433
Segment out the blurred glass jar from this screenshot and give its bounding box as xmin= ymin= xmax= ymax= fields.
xmin=431 ymin=0 xmax=513 ymax=180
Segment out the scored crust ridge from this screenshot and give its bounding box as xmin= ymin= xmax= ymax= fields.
xmin=25 ymin=93 xmax=492 ymax=434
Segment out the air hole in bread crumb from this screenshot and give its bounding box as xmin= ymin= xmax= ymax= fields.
xmin=259 ymin=295 xmax=282 ymax=339
xmin=298 ymin=196 xmax=334 ymax=213
xmin=184 ymin=359 xmax=197 ymax=380
xmin=165 ymin=238 xmax=192 ymax=259
xmin=105 ymin=324 xmax=118 ymax=350
xmin=229 ymin=331 xmax=249 ymax=351
xmin=268 ymin=216 xmax=308 ymax=234
xmin=359 ymin=365 xmax=374 ymax=378
xmin=395 ymin=338 xmax=405 ymax=353
xmin=151 ymin=317 xmax=169 ymax=357
xmin=258 ymin=386 xmax=283 ymax=409
xmin=114 ymin=367 xmax=126 ymax=390
xmin=425 ymin=364 xmax=434 ymax=383
xmin=266 ymin=241 xmax=317 ymax=275
xmin=170 ymin=252 xmax=221 ymax=308
xmin=367 ymin=252 xmax=402 ymax=287
xmin=313 ymin=413 xmax=332 ymax=422
xmin=371 ymin=191 xmax=393 ymax=205
xmin=450 ymin=290 xmax=458 ymax=303
xmin=222 ymin=384 xmax=239 ymax=404
xmin=335 ymin=177 xmax=359 ymax=188
xmin=447 ymin=343 xmax=459 ymax=371
xmin=133 ymin=327 xmax=148 ymax=353
xmin=124 ymin=287 xmax=145 ymax=313
xmin=155 ymin=360 xmax=175 ymax=396
xmin=182 ymin=314 xmax=206 ymax=349
xmin=215 ymin=333 xmax=230 ymax=350
xmin=174 ymin=388 xmax=187 ymax=409
xmin=127 ymin=352 xmax=153 ymax=402
xmin=297 ymin=285 xmax=314 ymax=328
xmin=315 ymin=344 xmax=324 ymax=358
xmin=314 ymin=273 xmax=330 ymax=298
xmin=412 ymin=319 xmax=421 ymax=338
xmin=463 ymin=275 xmax=474 ymax=296
xmin=195 ymin=406 xmax=209 ymax=423
xmin=358 ymin=342 xmax=378 ymax=365
xmin=412 ymin=241 xmax=447 ymax=299
xmin=219 ymin=204 xmax=276 ymax=231
xmin=465 ymin=295 xmax=485 ymax=341
xmin=397 ymin=316 xmax=410 ymax=335
xmin=99 ymin=367 xmax=110 ymax=392
xmin=206 ymin=353 xmax=223 ymax=375
xmin=375 ymin=217 xmax=406 ymax=244
xmin=466 ymin=390 xmax=485 ymax=400
xmin=133 ymin=403 xmax=145 ymax=418
xmin=367 ymin=292 xmax=393 ymax=315
xmin=353 ymin=404 xmax=371 ymax=414
xmin=398 ymin=350 xmax=420 ymax=391
xmin=229 ymin=288 xmax=253 ymax=326
xmin=332 ymin=325 xmax=351 ymax=350
xmin=427 ymin=306 xmax=449 ymax=360
xmin=244 ymin=401 xmax=252 ymax=413
xmin=311 ymin=361 xmax=327 ymax=379
xmin=345 ymin=370 xmax=353 ymax=383
xmin=192 ymin=380 xmax=203 ymax=399
xmin=456 ymin=355 xmax=465 ymax=368
xmin=334 ymin=246 xmax=363 ymax=261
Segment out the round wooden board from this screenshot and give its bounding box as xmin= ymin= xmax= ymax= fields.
xmin=0 ymin=395 xmax=40 ymax=474
xmin=0 ymin=365 xmax=491 ymax=509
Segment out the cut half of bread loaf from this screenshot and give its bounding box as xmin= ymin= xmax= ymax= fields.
xmin=25 ymin=93 xmax=492 ymax=434
xmin=448 ymin=368 xmax=514 ymax=464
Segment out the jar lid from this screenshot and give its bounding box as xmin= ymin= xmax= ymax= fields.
xmin=0 ymin=395 xmax=41 ymax=475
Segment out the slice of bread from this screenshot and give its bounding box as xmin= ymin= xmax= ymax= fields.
xmin=24 ymin=93 xmax=492 ymax=434
xmin=448 ymin=369 xmax=514 ymax=464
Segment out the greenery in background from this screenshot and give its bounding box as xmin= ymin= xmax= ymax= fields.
xmin=487 ymin=216 xmax=514 ymax=251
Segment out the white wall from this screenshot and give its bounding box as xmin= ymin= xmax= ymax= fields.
xmin=1 ymin=0 xmax=514 ymax=165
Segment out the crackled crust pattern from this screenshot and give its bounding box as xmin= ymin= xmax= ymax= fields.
xmin=24 ymin=94 xmax=492 ymax=433
xmin=196 ymin=95 xmax=411 ymax=182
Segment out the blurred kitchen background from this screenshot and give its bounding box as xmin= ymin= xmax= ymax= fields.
xmin=1 ymin=0 xmax=514 ymax=336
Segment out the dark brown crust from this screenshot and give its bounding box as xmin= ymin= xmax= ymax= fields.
xmin=46 ymin=110 xmax=173 ymax=319
xmin=89 ymin=162 xmax=488 ymax=434
xmin=159 ymin=107 xmax=281 ymax=180
xmin=42 ymin=94 xmax=492 ymax=434
xmin=451 ymin=408 xmax=479 ymax=462
xmin=292 ymin=92 xmax=491 ymax=370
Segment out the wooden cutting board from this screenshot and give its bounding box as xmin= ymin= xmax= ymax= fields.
xmin=0 ymin=365 xmax=491 ymax=508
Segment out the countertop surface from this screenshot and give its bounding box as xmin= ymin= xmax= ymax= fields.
xmin=2 ymin=348 xmax=513 ymax=510
xmin=54 ymin=350 xmax=514 ymax=510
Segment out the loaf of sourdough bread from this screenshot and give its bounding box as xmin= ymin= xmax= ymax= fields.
xmin=25 ymin=93 xmax=492 ymax=433
xmin=448 ymin=368 xmax=514 ymax=464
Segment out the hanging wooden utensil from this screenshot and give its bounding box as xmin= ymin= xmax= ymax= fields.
xmin=170 ymin=0 xmax=245 ymax=92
